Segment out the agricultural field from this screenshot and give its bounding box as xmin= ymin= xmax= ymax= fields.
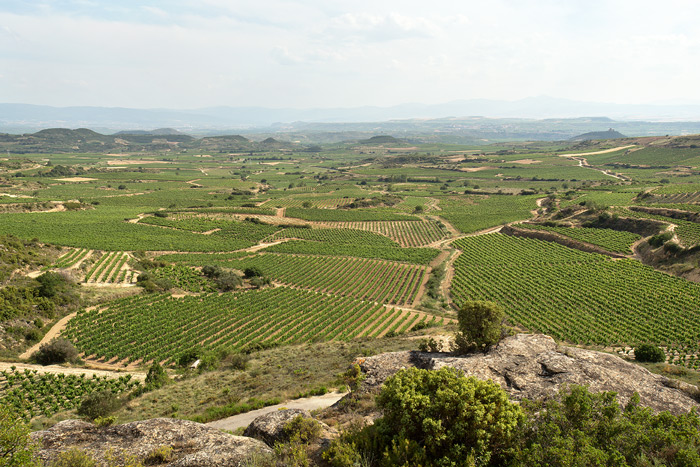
xmin=4 ymin=130 xmax=700 ymax=424
xmin=451 ymin=234 xmax=700 ymax=367
xmin=63 ymin=288 xmax=442 ymax=364
xmin=515 ymin=223 xmax=641 ymax=254
xmin=0 ymin=367 xmax=139 ymax=421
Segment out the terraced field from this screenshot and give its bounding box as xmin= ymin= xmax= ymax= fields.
xmin=515 ymin=223 xmax=641 ymax=254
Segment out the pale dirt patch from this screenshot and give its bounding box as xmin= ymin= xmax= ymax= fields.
xmin=55 ymin=177 xmax=98 ymax=182
xmin=511 ymin=159 xmax=542 ymax=165
xmin=387 ymin=147 xmax=419 ymax=151
xmin=458 ymin=166 xmax=496 ymax=172
xmin=447 ymin=156 xmax=465 ymax=162
xmin=106 ymin=160 xmax=170 ymax=165
xmin=0 ymin=193 xmax=32 ymax=198
xmin=201 ymin=228 xmax=221 ymax=235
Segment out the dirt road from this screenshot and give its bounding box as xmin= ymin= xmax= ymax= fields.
xmin=0 ymin=361 xmax=145 ymax=380
xmin=206 ymin=392 xmax=347 ymax=431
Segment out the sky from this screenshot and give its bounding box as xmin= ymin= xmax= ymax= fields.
xmin=1 ymin=0 xmax=700 ymax=109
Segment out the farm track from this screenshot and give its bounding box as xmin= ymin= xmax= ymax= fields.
xmin=19 ymin=311 xmax=80 ymax=359
xmin=0 ymin=362 xmax=146 ymax=381
xmin=557 ymin=145 xmax=636 ymax=181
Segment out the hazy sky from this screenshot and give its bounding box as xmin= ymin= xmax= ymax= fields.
xmin=2 ymin=0 xmax=700 ymax=109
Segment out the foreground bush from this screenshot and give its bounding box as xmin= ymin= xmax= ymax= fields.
xmin=0 ymin=405 xmax=36 ymax=467
xmin=325 ymin=367 xmax=523 ymax=467
xmin=325 ymin=370 xmax=700 ymax=467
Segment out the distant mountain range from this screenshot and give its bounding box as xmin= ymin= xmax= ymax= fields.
xmin=4 ymin=97 xmax=700 ymax=134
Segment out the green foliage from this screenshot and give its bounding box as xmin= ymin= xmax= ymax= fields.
xmin=48 ymin=448 xmax=96 ymax=467
xmin=0 ymin=405 xmax=37 ymax=467
xmin=284 ymin=415 xmax=322 ymax=444
xmin=634 ymin=343 xmax=666 ymax=363
xmin=454 ymin=301 xmax=505 ymax=353
xmin=244 ymin=266 xmax=264 ymax=278
xmin=31 ymin=337 xmax=78 ymax=365
xmin=77 ymin=389 xmax=122 ymax=420
xmin=144 ymin=362 xmax=169 ymax=390
xmin=518 ymin=223 xmax=641 ymax=254
xmin=516 ymin=386 xmax=700 ymax=466
xmin=326 ymin=367 xmax=523 ymax=467
xmin=144 ymin=446 xmax=173 ymax=465
xmin=339 ymin=363 xmax=365 ymax=391
xmin=0 ymin=369 xmax=138 ymax=421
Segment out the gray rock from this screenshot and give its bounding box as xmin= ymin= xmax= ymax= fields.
xmin=31 ymin=417 xmax=271 ymax=466
xmin=359 ymin=333 xmax=700 ymax=414
xmin=244 ymin=408 xmax=326 ymax=446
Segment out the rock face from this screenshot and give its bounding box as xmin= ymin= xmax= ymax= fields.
xmin=360 ymin=333 xmax=700 ymax=414
xmin=32 ymin=418 xmax=272 ymax=467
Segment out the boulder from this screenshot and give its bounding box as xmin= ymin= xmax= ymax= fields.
xmin=244 ymin=408 xmax=328 ymax=447
xmin=31 ymin=418 xmax=271 ymax=466
xmin=359 ymin=333 xmax=700 ymax=414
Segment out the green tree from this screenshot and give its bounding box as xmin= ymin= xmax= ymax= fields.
xmin=0 ymin=406 xmax=36 ymax=466
xmin=454 ymin=300 xmax=505 ymax=353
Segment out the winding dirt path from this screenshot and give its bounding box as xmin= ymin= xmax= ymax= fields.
xmin=19 ymin=312 xmax=79 ymax=359
xmin=206 ymin=392 xmax=347 ymax=431
xmin=557 ymin=145 xmax=635 ymax=181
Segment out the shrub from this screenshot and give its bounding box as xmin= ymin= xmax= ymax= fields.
xmin=144 ymin=362 xmax=169 ymax=390
xmin=634 ymin=343 xmax=666 ymax=363
xmin=284 ymin=415 xmax=322 ymax=444
xmin=32 ymin=337 xmax=78 ymax=365
xmin=144 ymin=446 xmax=173 ymax=465
xmin=454 ymin=300 xmax=505 ymax=353
xmin=77 ymin=390 xmax=121 ymax=420
xmin=244 ymin=266 xmax=264 ymax=278
xmin=0 ymin=405 xmax=36 ymax=467
xmin=49 ymin=448 xmax=96 ymax=467
xmin=325 ymin=367 xmax=523 ymax=467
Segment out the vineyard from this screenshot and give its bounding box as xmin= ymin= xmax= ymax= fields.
xmin=285 ymin=207 xmax=419 ymax=222
xmin=312 ymin=220 xmax=449 ymax=247
xmin=84 ymin=251 xmax=136 ymax=284
xmin=451 ymin=234 xmax=700 ymax=367
xmin=264 ymin=197 xmax=357 ymax=209
xmin=617 ymin=208 xmax=700 ymax=247
xmin=53 ymin=248 xmax=91 ymax=268
xmin=515 ymin=223 xmax=641 ymax=254
xmin=63 ymin=288 xmax=444 ymax=365
xmin=220 ymin=253 xmax=428 ymax=305
xmin=0 ymin=368 xmax=139 ymax=421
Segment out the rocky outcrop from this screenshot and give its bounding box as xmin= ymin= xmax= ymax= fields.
xmin=31 ymin=418 xmax=271 ymax=466
xmin=244 ymin=408 xmax=335 ymax=447
xmin=359 ymin=334 xmax=700 ymax=414
xmin=243 ymin=408 xmax=310 ymax=446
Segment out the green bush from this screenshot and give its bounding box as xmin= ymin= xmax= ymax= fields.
xmin=324 ymin=367 xmax=523 ymax=467
xmin=48 ymin=448 xmax=96 ymax=467
xmin=32 ymin=337 xmax=78 ymax=365
xmin=516 ymin=386 xmax=700 ymax=466
xmin=0 ymin=405 xmax=36 ymax=467
xmin=244 ymin=266 xmax=264 ymax=278
xmin=634 ymin=343 xmax=666 ymax=363
xmin=77 ymin=390 xmax=121 ymax=420
xmin=144 ymin=362 xmax=169 ymax=390
xmin=454 ymin=300 xmax=505 ymax=353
